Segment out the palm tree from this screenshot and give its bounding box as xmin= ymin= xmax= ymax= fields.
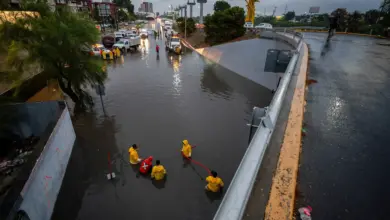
xmin=0 ymin=2 xmax=106 ymax=109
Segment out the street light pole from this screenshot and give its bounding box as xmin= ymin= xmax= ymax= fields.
xmin=184 ymin=5 xmax=187 ymax=41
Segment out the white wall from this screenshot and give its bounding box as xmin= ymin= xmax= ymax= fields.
xmin=19 ymin=107 xmax=75 ymax=220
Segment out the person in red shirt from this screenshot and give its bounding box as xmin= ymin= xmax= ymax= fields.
xmin=156 ymin=44 xmax=160 ymax=53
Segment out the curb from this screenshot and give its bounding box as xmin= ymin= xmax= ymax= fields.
xmin=295 ymin=30 xmax=386 ymax=38
xmin=264 ymin=42 xmax=309 ymax=220
xmin=377 ymin=42 xmax=390 ymax=46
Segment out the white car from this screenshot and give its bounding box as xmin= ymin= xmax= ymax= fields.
xmin=255 ymin=23 xmax=273 ymax=30
xmin=139 ymin=30 xmax=148 ymax=38
xmin=147 ymin=29 xmax=154 ymax=35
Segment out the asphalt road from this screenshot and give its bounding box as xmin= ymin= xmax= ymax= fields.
xmin=296 ymin=33 xmax=390 ymax=219
xmin=51 ymin=30 xmax=280 ymax=219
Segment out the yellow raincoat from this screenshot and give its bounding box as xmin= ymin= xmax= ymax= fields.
xmin=206 ymin=176 xmax=224 ymax=192
xmin=129 ymin=147 xmax=140 ymax=164
xmin=151 ymin=165 xmax=167 ymax=180
xmin=181 ymin=140 xmax=192 ymax=158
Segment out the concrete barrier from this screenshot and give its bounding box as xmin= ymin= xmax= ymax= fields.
xmin=15 ymin=105 xmax=75 ymax=220
xmin=213 ymin=33 xmax=305 ymax=220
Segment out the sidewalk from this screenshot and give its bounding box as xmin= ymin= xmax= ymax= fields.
xmin=297 ymin=33 xmax=390 ymax=219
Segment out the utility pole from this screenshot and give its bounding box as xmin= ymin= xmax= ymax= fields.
xmin=197 ymin=0 xmax=206 ymax=24
xmin=184 ymin=5 xmax=187 ymax=41
xmin=187 ymin=0 xmax=195 ymax=18
xmin=284 ymin=4 xmax=287 ymax=14
xmin=271 ymin=6 xmax=277 ymax=17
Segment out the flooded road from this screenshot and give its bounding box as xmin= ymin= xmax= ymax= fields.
xmin=52 ymin=35 xmax=273 ymax=219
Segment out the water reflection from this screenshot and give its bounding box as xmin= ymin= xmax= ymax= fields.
xmin=52 ymin=112 xmax=120 ymax=220
xmin=167 ymin=54 xmax=182 ymax=73
xmin=200 ymin=65 xmax=233 ymax=99
xmin=54 ymin=33 xmax=274 ymax=220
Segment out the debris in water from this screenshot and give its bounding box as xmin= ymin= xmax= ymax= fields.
xmin=298 ymin=206 xmax=312 ymax=220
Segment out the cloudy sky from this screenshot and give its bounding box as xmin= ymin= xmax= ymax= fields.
xmin=133 ymin=0 xmax=383 ymax=16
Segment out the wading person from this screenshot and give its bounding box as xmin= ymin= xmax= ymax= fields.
xmin=205 ymin=170 xmax=224 ymax=193
xmin=151 ymin=160 xmax=167 ymax=180
xmin=129 ymin=144 xmax=142 ymax=165
xmin=181 ymin=140 xmax=192 ymax=159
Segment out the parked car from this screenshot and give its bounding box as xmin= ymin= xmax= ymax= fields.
xmin=91 ymin=44 xmax=105 ymax=56
xmin=255 ymin=23 xmax=273 ymax=30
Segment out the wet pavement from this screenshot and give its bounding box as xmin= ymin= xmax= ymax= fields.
xmin=296 ymin=33 xmax=390 ymax=219
xmin=51 ymin=31 xmax=275 ymax=219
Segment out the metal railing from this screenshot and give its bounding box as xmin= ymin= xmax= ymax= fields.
xmin=213 ymin=30 xmax=303 ymax=220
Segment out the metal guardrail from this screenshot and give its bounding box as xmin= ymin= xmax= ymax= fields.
xmin=213 ymin=31 xmax=303 ymax=220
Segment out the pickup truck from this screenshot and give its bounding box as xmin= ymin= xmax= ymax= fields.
xmin=113 ymin=35 xmax=141 ymax=51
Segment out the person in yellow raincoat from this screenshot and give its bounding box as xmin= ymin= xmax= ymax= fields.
xmin=151 ymin=160 xmax=167 ymax=180
xmin=181 ymin=140 xmax=192 ymax=158
xmin=205 ymin=170 xmax=224 ymax=192
xmin=129 ymin=144 xmax=142 ymax=164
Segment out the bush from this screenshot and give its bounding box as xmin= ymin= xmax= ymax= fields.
xmin=204 ymin=6 xmax=245 ymax=45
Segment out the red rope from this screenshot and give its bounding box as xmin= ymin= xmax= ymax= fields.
xmin=182 ymin=145 xmax=211 ymax=175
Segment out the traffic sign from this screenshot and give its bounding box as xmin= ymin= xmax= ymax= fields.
xmin=244 ymin=22 xmax=253 ymax=28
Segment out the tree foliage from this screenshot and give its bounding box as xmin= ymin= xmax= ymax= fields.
xmin=176 ymin=17 xmax=196 ymax=35
xmin=114 ymin=0 xmax=134 ymax=15
xmin=0 ymin=2 xmax=106 ymax=109
xmin=213 ymin=1 xmax=231 ymax=12
xmin=204 ymin=6 xmax=245 ymax=45
xmin=118 ymin=9 xmax=129 ymax=21
xmin=284 ymin=11 xmax=295 ymax=21
xmin=364 ymin=9 xmax=380 ymax=25
xmin=347 ymin=11 xmax=363 ymax=32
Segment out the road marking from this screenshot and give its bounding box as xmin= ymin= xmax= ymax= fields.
xmin=265 ymin=42 xmax=309 ymax=220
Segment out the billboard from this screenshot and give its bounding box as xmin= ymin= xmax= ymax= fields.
xmin=309 ymin=7 xmax=320 ymax=13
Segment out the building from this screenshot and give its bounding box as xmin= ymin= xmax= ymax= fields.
xmin=6 ymin=0 xmax=90 ymax=12
xmin=138 ymin=1 xmax=153 ymax=13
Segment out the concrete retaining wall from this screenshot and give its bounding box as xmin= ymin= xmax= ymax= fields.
xmin=194 ymin=39 xmax=292 ymax=91
xmin=19 ymin=107 xmax=75 ymax=220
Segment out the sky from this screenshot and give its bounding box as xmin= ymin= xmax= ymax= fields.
xmin=133 ymin=0 xmax=384 ymax=16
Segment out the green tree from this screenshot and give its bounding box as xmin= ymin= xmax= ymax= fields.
xmin=176 ymin=17 xmax=196 ymax=35
xmin=347 ymin=11 xmax=362 ymax=32
xmin=204 ymin=6 xmax=245 ymax=45
xmin=284 ymin=11 xmax=295 ymax=21
xmin=118 ymin=8 xmax=128 ymax=21
xmin=114 ymin=0 xmax=134 ymax=15
xmin=365 ymin=9 xmax=380 ymax=24
xmin=214 ymin=1 xmax=231 ymax=12
xmin=380 ymin=0 xmax=390 ymax=13
xmin=0 ymin=3 xmax=106 ymax=109
xmin=332 ymin=8 xmax=349 ymax=30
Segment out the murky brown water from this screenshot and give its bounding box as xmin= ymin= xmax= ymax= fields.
xmin=52 ymin=35 xmax=273 ymax=220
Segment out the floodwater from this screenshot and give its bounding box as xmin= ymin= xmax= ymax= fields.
xmin=52 ymin=35 xmax=273 ymax=219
